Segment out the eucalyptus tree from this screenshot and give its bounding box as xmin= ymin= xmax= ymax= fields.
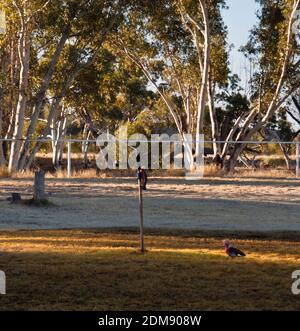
xmin=61 ymin=46 xmax=155 ymax=167
xmin=0 ymin=43 xmax=6 ymax=165
xmin=178 ymin=0 xmax=228 ymax=157
xmin=1 ymin=0 xmax=126 ymax=172
xmin=116 ymin=0 xmax=228 ymax=166
xmin=66 ymin=47 xmax=155 ymax=135
xmin=221 ymin=0 xmax=300 ymax=172
xmin=0 ymin=3 xmax=18 ymax=165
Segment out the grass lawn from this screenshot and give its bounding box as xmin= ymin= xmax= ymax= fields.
xmin=0 ymin=229 xmax=299 ymax=310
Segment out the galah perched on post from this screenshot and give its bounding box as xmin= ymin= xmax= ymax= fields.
xmin=223 ymin=240 xmax=246 ymax=257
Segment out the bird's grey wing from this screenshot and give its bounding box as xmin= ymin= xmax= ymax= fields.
xmin=232 ymin=247 xmax=246 ymax=256
xmin=228 ymin=247 xmax=238 ymax=257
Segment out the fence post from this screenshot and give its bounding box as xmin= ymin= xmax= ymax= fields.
xmin=67 ymin=140 xmax=71 ymax=178
xmin=34 ymin=170 xmax=46 ymax=201
xmin=296 ymin=142 xmax=300 ymax=178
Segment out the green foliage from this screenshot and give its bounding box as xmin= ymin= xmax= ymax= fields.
xmin=241 ymin=0 xmax=300 ymax=110
xmin=66 ymin=47 xmax=156 ymax=133
xmin=126 ymin=98 xmax=176 ymax=137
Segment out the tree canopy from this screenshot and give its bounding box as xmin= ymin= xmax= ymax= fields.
xmin=0 ymin=0 xmax=299 ymax=172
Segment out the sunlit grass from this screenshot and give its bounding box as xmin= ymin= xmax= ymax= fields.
xmin=0 ymin=229 xmax=299 ymax=311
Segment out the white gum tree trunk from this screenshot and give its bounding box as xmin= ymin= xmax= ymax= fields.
xmin=51 ymin=107 xmax=67 ymax=169
xmin=0 ymin=103 xmax=5 ymax=166
xmin=18 ymin=31 xmax=69 ymax=170
xmin=8 ymin=1 xmax=30 ymax=172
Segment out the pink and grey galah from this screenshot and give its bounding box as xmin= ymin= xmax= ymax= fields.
xmin=223 ymin=240 xmax=246 ymax=257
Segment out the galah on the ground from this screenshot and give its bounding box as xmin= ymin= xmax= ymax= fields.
xmin=223 ymin=240 xmax=246 ymax=257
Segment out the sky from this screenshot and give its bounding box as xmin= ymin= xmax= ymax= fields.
xmin=222 ymin=0 xmax=260 ymax=87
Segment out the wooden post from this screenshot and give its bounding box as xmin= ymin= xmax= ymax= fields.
xmin=138 ymin=178 xmax=145 ymax=253
xmin=34 ymin=170 xmax=45 ymax=201
xmin=296 ymin=142 xmax=300 ymax=178
xmin=67 ymin=141 xmax=71 ymax=178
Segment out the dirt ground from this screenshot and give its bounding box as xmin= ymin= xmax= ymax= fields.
xmin=0 ymin=177 xmax=300 ymax=232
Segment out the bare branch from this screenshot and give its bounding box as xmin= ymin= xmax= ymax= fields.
xmin=179 ymin=0 xmax=205 ymax=36
xmin=118 ymin=41 xmax=183 ymax=134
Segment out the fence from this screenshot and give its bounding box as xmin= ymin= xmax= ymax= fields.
xmin=0 ymin=138 xmax=299 ymax=178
